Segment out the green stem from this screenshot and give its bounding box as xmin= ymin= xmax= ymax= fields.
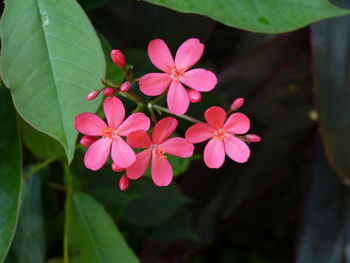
xmin=151 ymin=104 xmax=202 ymax=124
xmin=63 ymin=163 xmax=73 ymax=263
xmin=118 ymin=91 xmax=147 ymax=105
xmin=150 ymin=93 xmax=166 ymax=104
xmin=23 ymin=156 xmax=56 ymax=179
xmin=147 ymin=103 xmax=158 ymax=123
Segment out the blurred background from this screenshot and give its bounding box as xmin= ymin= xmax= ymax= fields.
xmin=3 ymin=0 xmax=350 ymax=262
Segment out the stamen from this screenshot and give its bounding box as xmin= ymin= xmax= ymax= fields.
xmin=102 ymin=127 xmax=113 ymax=139
xmin=170 ymin=68 xmax=185 ymax=80
xmin=152 ymin=145 xmax=167 ymax=160
xmin=213 ymin=129 xmax=227 ymax=142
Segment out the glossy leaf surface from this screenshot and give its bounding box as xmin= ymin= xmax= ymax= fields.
xmin=0 ymin=0 xmax=105 ymax=162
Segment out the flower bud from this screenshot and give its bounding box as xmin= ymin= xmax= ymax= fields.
xmin=230 ymin=97 xmax=244 ymax=111
xmin=111 ymin=49 xmax=126 ymax=68
xmin=120 ymin=81 xmax=131 ymax=92
xmin=245 ymin=134 xmax=262 ymax=143
xmin=103 ymin=87 xmax=115 ymax=97
xmin=112 ymin=162 xmax=124 ymax=172
xmin=80 ymin=135 xmax=98 ymax=147
xmin=86 ymin=90 xmax=100 ymax=101
xmin=119 ymin=175 xmax=129 ymax=191
xmin=188 ymin=89 xmax=202 ymax=103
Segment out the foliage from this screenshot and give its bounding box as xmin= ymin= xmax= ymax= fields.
xmin=0 ymin=0 xmax=349 ymax=262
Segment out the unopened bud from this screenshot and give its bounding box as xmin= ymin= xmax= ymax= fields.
xmin=230 ymin=97 xmax=244 ymax=111
xmin=188 ymin=89 xmax=202 ymax=103
xmin=112 ymin=162 xmax=124 ymax=172
xmin=120 ymin=81 xmax=131 ymax=92
xmin=86 ymin=90 xmax=100 ymax=100
xmin=80 ymin=135 xmax=98 ymax=147
xmin=119 ymin=175 xmax=130 ymax=191
xmin=111 ymin=49 xmax=126 ymax=68
xmin=245 ymin=134 xmax=262 ymax=143
xmin=103 ymin=87 xmax=115 ymax=97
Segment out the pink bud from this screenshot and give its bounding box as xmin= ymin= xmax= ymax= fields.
xmin=103 ymin=87 xmax=115 ymax=97
xmin=112 ymin=162 xmax=124 ymax=172
xmin=80 ymin=135 xmax=98 ymax=147
xmin=111 ymin=49 xmax=126 ymax=68
xmin=188 ymin=89 xmax=202 ymax=103
xmin=245 ymin=134 xmax=262 ymax=143
xmin=230 ymin=97 xmax=244 ymax=111
xmin=86 ymin=90 xmax=100 ymax=101
xmin=120 ymin=81 xmax=131 ymax=92
xmin=119 ymin=175 xmax=129 ymax=191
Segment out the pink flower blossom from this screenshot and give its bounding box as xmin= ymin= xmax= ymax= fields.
xmin=126 ymin=117 xmax=194 ymax=186
xmin=139 ymin=38 xmax=217 ymax=116
xmin=80 ymin=135 xmax=98 ymax=147
xmin=111 ymin=49 xmax=126 ymax=68
xmin=74 ymin=97 xmax=150 ymax=171
xmin=185 ymin=107 xmax=253 ymax=168
xmin=119 ymin=175 xmax=130 ymax=191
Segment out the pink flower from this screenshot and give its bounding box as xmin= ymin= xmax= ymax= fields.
xmin=74 ymin=97 xmax=150 ymax=171
xmin=139 ymin=38 xmax=217 ymax=116
xmin=185 ymin=107 xmax=252 ymax=168
xmin=126 ymin=117 xmax=194 ymax=186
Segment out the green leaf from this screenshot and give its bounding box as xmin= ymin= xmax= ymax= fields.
xmin=0 ymin=87 xmax=23 ymax=262
xmin=13 ymin=174 xmax=45 ymax=263
xmin=0 ymin=0 xmax=106 ymax=162
xmin=142 ymin=0 xmax=350 ymax=33
xmin=150 ymin=206 xmax=198 ymax=242
xmin=70 ymin=192 xmax=139 ymax=263
xmin=168 ymin=154 xmax=201 ymax=178
xmin=311 ymin=5 xmax=350 ymax=182
xmin=19 ymin=118 xmax=65 ymax=159
xmin=297 ymin=140 xmax=350 ymax=262
xmin=123 ymin=180 xmax=190 ymax=227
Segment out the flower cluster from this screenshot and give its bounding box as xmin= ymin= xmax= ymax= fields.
xmin=75 ymin=38 xmax=261 ymax=190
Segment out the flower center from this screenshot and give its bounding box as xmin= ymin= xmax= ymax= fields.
xmin=152 ymin=145 xmax=167 ymax=160
xmin=102 ymin=127 xmax=116 ymax=139
xmin=214 ymin=128 xmax=227 ymax=142
xmin=170 ymin=67 xmax=184 ymax=80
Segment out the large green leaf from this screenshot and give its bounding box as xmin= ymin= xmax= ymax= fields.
xmin=0 ymin=0 xmax=105 ymax=162
xmin=0 ymin=88 xmax=23 ymax=262
xmin=70 ymin=192 xmax=139 ymax=263
xmin=19 ymin=118 xmax=65 ymax=159
xmin=311 ymin=1 xmax=350 ymax=182
xmin=123 ymin=180 xmax=190 ymax=227
xmin=142 ymin=0 xmax=350 ymax=33
xmin=13 ymin=174 xmax=45 ymax=263
xmin=297 ymin=140 xmax=350 ymax=262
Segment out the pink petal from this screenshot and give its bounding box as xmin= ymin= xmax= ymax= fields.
xmin=180 ymin=69 xmax=217 ymax=92
xmin=111 ymin=136 xmax=136 ymax=168
xmin=204 ymin=138 xmax=225 ymax=169
xmin=204 ymin=106 xmax=226 ymax=129
xmin=117 ymin=113 xmax=150 ymax=137
xmin=185 ymin=123 xmax=215 ymax=143
xmin=103 ymin=97 xmax=125 ymax=129
xmin=167 ymin=80 xmax=189 ymax=116
xmin=223 ymin=113 xmax=250 ymax=134
xmin=152 ymin=117 xmax=178 ymax=145
xmin=139 ymin=73 xmax=172 ymax=96
xmin=74 ymin=113 xmax=107 ymax=136
xmin=175 ymin=38 xmax=204 ymax=71
xmin=84 ymin=138 xmax=112 ymax=171
xmin=224 ymin=134 xmax=250 ymax=163
xmin=127 ymin=130 xmax=152 ymax=148
xmin=151 ymin=155 xmax=173 ymax=186
xmin=148 ymin=39 xmax=175 ymax=73
xmin=119 ymin=175 xmax=129 ymax=191
xmin=160 ymin=138 xmax=194 ymax=158
xmin=126 ymin=149 xmax=151 ymax=180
